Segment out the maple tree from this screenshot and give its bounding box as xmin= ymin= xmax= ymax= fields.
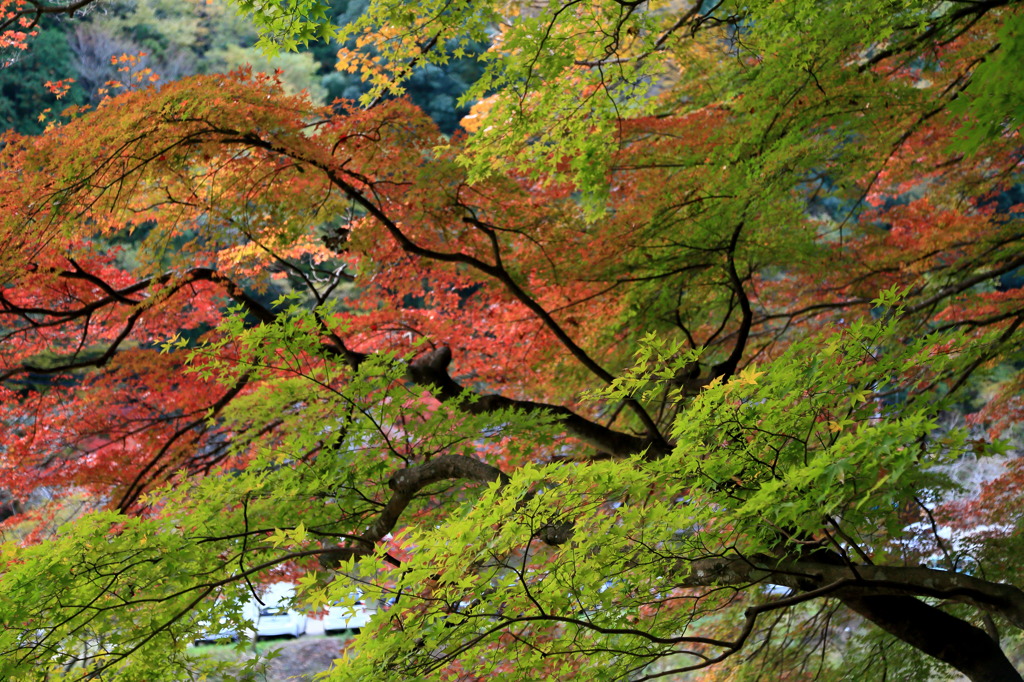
xmin=1 ymin=0 xmax=1024 ymax=680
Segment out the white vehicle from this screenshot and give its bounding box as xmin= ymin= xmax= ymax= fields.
xmin=323 ymin=597 xmax=373 ymax=635
xmin=255 ymin=583 xmax=307 ymax=639
xmin=255 ymin=605 xmax=307 ymax=639
xmin=193 ymin=617 xmax=240 ymax=645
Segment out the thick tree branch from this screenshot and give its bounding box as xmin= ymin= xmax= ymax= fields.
xmin=675 ymin=555 xmax=1024 ymax=680
xmin=845 ymin=595 xmax=1023 ymax=682
xmin=318 ymin=454 xmax=509 ymax=568
xmin=680 ymin=555 xmax=1024 ymax=630
xmin=711 ymin=221 xmax=752 ymax=380
xmin=407 ymin=346 xmax=666 ymax=459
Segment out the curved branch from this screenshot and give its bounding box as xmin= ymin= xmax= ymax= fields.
xmin=1 ymin=265 xmax=275 ymax=380
xmin=844 ymin=595 xmax=1023 ymax=682
xmin=407 ymin=346 xmax=665 ymax=459
xmin=680 ymin=556 xmax=1024 ymax=630
xmin=319 ymin=454 xmax=509 ymax=568
xmin=711 ymin=221 xmax=752 ymax=380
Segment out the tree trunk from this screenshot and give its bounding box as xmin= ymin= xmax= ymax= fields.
xmin=841 ymin=594 xmax=1023 ymax=682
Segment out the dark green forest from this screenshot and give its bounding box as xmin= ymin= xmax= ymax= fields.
xmin=1 ymin=0 xmax=486 ymax=134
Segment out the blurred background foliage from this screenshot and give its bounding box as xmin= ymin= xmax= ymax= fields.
xmin=0 ymin=0 xmax=486 ymax=134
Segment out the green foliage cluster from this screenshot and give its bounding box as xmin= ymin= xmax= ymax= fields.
xmin=333 ymin=303 xmax=995 ymax=680
xmin=233 ymin=0 xmax=1023 ymax=200
xmin=949 ymin=11 xmax=1024 ymax=153
xmin=0 ymin=296 xmax=1008 ymax=680
xmin=0 ymin=299 xmax=563 ymax=679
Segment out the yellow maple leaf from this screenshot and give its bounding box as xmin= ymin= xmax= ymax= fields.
xmin=738 ymin=365 xmax=764 ymax=385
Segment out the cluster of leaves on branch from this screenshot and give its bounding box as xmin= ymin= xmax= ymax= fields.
xmin=1 ymin=0 xmax=1024 ymax=680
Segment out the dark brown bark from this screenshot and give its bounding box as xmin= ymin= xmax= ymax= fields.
xmin=679 ymin=557 xmax=1024 ymax=629
xmin=407 ymin=346 xmax=667 ymax=459
xmin=318 ymin=454 xmax=510 ymax=568
xmin=843 ymin=595 xmax=1023 ymax=682
xmin=677 ymin=556 xmax=1024 ymax=680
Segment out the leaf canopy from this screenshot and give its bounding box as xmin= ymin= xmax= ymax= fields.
xmin=1 ymin=0 xmax=1023 ymax=680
